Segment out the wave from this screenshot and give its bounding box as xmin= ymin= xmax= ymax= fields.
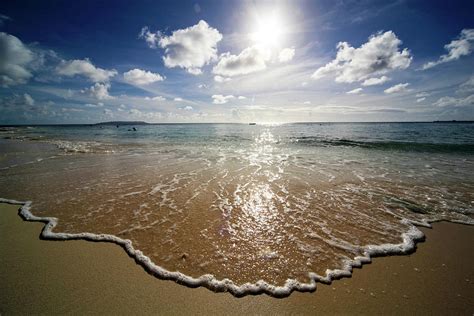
xmin=1 ymin=197 xmax=449 ymax=298
xmin=293 ymin=137 xmax=474 ymax=153
xmin=52 ymin=140 xmax=118 ymax=154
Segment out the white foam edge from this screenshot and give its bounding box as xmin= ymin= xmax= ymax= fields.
xmin=0 ymin=197 xmax=471 ymax=298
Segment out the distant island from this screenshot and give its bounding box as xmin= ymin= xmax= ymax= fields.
xmin=94 ymin=121 xmax=149 ymax=126
xmin=432 ymin=120 xmax=474 ymax=123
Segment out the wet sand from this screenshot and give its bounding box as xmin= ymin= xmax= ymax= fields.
xmin=0 ymin=202 xmax=473 ymax=315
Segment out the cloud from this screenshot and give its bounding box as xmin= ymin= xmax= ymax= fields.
xmin=129 ymin=108 xmax=142 ymax=115
xmin=416 ymin=92 xmax=430 ymax=98
xmin=433 ymin=95 xmax=474 ymax=107
xmin=194 ymin=3 xmax=201 ymax=13
xmin=0 ymin=93 xmax=36 ymax=110
xmin=311 ymin=31 xmax=411 ymax=83
xmin=346 ymin=87 xmax=363 ymax=94
xmin=145 ymin=96 xmax=166 ymax=101
xmin=238 ymin=96 xmax=246 ymax=100
xmin=384 ymin=83 xmax=410 ymax=94
xmin=139 ymin=27 xmax=160 ymax=48
xmin=362 ymin=76 xmax=390 ymax=86
xmin=214 ymin=75 xmax=231 ymax=83
xmin=368 ymin=108 xmax=406 ymax=113
xmin=422 ymin=29 xmax=474 ymax=70
xmin=140 ymin=20 xmax=222 ymax=75
xmin=103 ymin=108 xmax=113 ymax=116
xmin=182 ymin=105 xmax=193 ymax=110
xmin=212 ymin=94 xmax=235 ymax=104
xmin=57 ymin=58 xmax=117 ymax=82
xmin=278 ymin=47 xmax=295 ymax=63
xmin=0 ymin=14 xmax=11 ymax=26
xmin=416 ymin=97 xmax=426 ymax=103
xmin=85 ymin=102 xmax=104 ymax=108
xmin=457 ymin=76 xmax=474 ymax=94
xmin=213 ymin=46 xmax=271 ymax=77
xmin=174 ymin=97 xmax=183 ymax=102
xmin=82 ymin=83 xmax=114 ymax=100
xmin=123 ymin=68 xmax=164 ymax=85
xmin=23 ymin=93 xmax=35 ymax=106
xmin=0 ymin=32 xmax=35 ymax=87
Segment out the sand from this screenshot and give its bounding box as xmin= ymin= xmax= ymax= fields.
xmin=0 ymin=202 xmax=473 ymax=315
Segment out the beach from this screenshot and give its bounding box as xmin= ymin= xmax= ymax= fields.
xmin=0 ymin=123 xmax=473 ymax=298
xmin=1 ymin=202 xmax=472 ymax=314
xmin=1 ymin=0 xmax=474 ymax=312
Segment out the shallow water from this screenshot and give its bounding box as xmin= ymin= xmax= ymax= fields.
xmin=0 ymin=122 xmax=473 ymax=294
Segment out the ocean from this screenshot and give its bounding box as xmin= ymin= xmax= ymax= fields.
xmin=0 ymin=122 xmax=473 ymax=296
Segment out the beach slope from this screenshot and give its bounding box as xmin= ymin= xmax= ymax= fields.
xmin=0 ymin=203 xmax=473 ymax=314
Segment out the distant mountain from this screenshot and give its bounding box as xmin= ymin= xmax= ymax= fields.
xmin=94 ymin=121 xmax=149 ymax=125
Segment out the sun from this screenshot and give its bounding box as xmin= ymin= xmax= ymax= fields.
xmin=250 ymin=13 xmax=284 ymax=48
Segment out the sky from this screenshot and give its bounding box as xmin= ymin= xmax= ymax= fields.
xmin=0 ymin=0 xmax=473 ymax=124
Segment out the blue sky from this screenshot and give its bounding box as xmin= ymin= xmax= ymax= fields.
xmin=0 ymin=0 xmax=473 ymax=124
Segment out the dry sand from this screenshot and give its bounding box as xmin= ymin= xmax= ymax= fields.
xmin=0 ymin=203 xmax=473 ymax=315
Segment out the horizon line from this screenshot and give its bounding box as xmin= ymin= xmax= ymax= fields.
xmin=1 ymin=120 xmax=474 ymax=127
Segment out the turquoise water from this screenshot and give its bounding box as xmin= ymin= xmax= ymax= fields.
xmin=2 ymin=122 xmax=474 ymax=149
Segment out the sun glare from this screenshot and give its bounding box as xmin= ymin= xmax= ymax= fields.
xmin=250 ymin=13 xmax=284 ymax=48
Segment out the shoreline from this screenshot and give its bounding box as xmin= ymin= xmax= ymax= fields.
xmin=0 ymin=198 xmax=431 ymax=297
xmin=1 ymin=202 xmax=473 ymax=314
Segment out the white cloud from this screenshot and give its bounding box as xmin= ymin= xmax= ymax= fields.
xmin=278 ymin=47 xmax=295 ymax=63
xmin=416 ymin=97 xmax=426 ymax=103
xmin=139 ymin=27 xmax=160 ymax=48
xmin=238 ymin=96 xmax=246 ymax=100
xmin=23 ymin=93 xmax=35 ymax=106
xmin=416 ymin=92 xmax=430 ymax=98
xmin=362 ymin=76 xmax=390 ymax=86
xmin=214 ymin=75 xmax=231 ymax=83
xmin=129 ymin=108 xmax=142 ymax=115
xmin=212 ymin=94 xmax=235 ymax=104
xmin=213 ymin=46 xmax=271 ymax=77
xmin=311 ymin=31 xmax=411 ymax=83
xmin=174 ymin=97 xmax=183 ymax=102
xmin=82 ymin=83 xmax=114 ymax=100
xmin=140 ymin=20 xmax=222 ymax=75
xmin=57 ymin=58 xmax=117 ymax=82
xmin=0 ymin=32 xmax=34 ymax=87
xmin=457 ymin=76 xmax=474 ymax=94
xmin=145 ymin=96 xmax=166 ymax=101
xmin=346 ymin=87 xmax=363 ymax=94
xmin=384 ymin=83 xmax=410 ymax=94
xmin=422 ymin=29 xmax=474 ymax=70
xmin=123 ymin=68 xmax=164 ymax=85
xmin=182 ymin=105 xmax=193 ymax=110
xmin=433 ymin=95 xmax=474 ymax=107
xmin=303 ymin=101 xmax=311 ymax=104
xmin=85 ymin=102 xmax=104 ymax=108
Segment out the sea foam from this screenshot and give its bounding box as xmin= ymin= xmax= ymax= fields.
xmin=0 ymin=197 xmax=449 ymax=298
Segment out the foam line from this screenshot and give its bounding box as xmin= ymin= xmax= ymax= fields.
xmin=0 ymin=197 xmax=467 ymax=298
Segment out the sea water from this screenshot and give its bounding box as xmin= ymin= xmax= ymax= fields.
xmin=0 ymin=122 xmax=473 ymax=296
